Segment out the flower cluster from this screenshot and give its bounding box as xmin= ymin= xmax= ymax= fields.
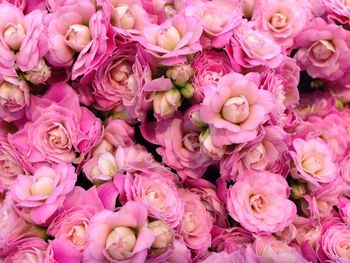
xmin=1 ymin=0 xmax=350 ymax=262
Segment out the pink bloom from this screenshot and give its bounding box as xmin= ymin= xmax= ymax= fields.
xmin=92 ymin=43 xmax=152 ymax=111
xmin=104 ymin=118 xmax=135 ymax=148
xmin=184 ymin=0 xmax=242 ymax=48
xmin=252 ymin=0 xmax=310 ymax=48
xmin=45 ymin=0 xmax=116 ymax=81
xmin=83 ymin=152 xmax=118 ymax=184
xmin=200 ymin=72 xmax=275 ymax=146
xmin=340 ymin=154 xmax=350 ymax=196
xmin=338 ymin=197 xmax=350 ymax=225
xmin=11 ymin=163 xmax=77 ymax=225
xmin=0 ymin=1 xmax=47 ymax=76
xmin=318 ymin=223 xmax=350 ymax=262
xmin=322 ymin=0 xmax=350 ymax=24
xmin=151 ymin=114 xmax=213 ymax=179
xmin=227 ymin=171 xmax=296 ymax=233
xmin=178 ymin=189 xmax=213 ymax=251
xmin=137 ymin=13 xmax=203 ymax=65
xmin=226 ymin=20 xmax=284 ymax=70
xmin=8 ymin=83 xmax=102 ymax=172
xmin=47 ymin=187 xmax=104 ymax=262
xmin=254 ymin=235 xmax=309 ymax=263
xmin=3 ymin=237 xmax=54 ymax=263
xmin=0 ymin=76 xmax=30 ymax=122
xmin=83 ymin=201 xmax=155 ymax=262
xmin=290 ymin=138 xmax=337 ymax=188
xmin=122 ymin=172 xmax=185 ymax=228
xmin=192 ymin=50 xmax=236 ymax=102
xmin=294 ymin=18 xmax=350 ymax=81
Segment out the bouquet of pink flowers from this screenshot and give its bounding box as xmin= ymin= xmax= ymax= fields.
xmin=1 ymin=0 xmax=350 ymax=262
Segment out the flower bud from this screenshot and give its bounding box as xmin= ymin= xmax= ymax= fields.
xmin=0 ymin=81 xmax=25 ymax=110
xmin=31 ymin=176 xmax=55 ymax=196
xmin=65 ymin=24 xmax=92 ymax=52
xmin=3 ymin=22 xmax=26 ymax=51
xmin=189 ymin=108 xmax=207 ymax=128
xmin=166 ymin=64 xmax=193 ymax=85
xmin=180 ymin=83 xmax=195 ymax=99
xmin=245 ymin=143 xmax=266 ymax=164
xmin=199 ymin=129 xmax=226 ymax=160
xmin=164 ymin=4 xmax=176 ymax=18
xmin=106 ymin=227 xmax=137 ymax=260
xmin=92 ymin=139 xmax=114 ymax=156
xmin=70 ymin=225 xmax=88 ymax=248
xmin=24 ymin=58 xmax=51 ymax=84
xmin=153 ymin=88 xmax=182 ymax=119
xmin=222 ymin=96 xmax=250 ymax=124
xmin=291 ymin=183 xmax=307 ymax=199
xmin=115 ymin=5 xmax=135 ymax=30
xmin=157 ymin=26 xmax=181 ymax=51
xmin=183 ymin=132 xmax=200 ymax=152
xmin=149 ymin=220 xmax=174 ymax=251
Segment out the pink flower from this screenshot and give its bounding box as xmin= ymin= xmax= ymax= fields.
xmin=92 ymin=43 xmax=152 ymax=111
xmin=184 ymin=0 xmax=242 ymax=48
xmin=0 ymin=1 xmax=47 ymax=76
xmin=338 ymin=197 xmax=350 ymax=225
xmin=253 ymin=235 xmax=309 ymax=263
xmin=137 ymin=13 xmax=203 ymax=65
xmin=121 ymin=172 xmax=185 ymax=228
xmin=200 ymin=72 xmax=275 ymax=146
xmin=83 ymin=152 xmax=118 ymax=184
xmin=0 ymin=76 xmax=30 ymax=122
xmin=290 ymin=138 xmax=337 ymax=188
xmin=252 ymin=0 xmax=310 ymax=48
xmin=45 ymin=0 xmax=116 ymax=81
xmin=104 ymin=118 xmax=135 ymax=148
xmin=3 ymin=237 xmax=54 ymax=263
xmin=8 ymin=83 xmax=102 ymax=172
xmin=227 ymin=171 xmax=296 ymax=233
xmin=294 ymin=18 xmax=350 ymax=81
xmin=178 ymin=189 xmax=213 ymax=251
xmin=297 ymin=91 xmax=335 ymax=120
xmin=150 ymin=114 xmax=213 ymax=179
xmin=83 ymin=201 xmax=155 ymax=262
xmin=11 ymin=163 xmax=77 ymax=225
xmin=226 ymin=20 xmax=284 ymax=70
xmin=322 ymin=0 xmax=350 ymax=25
xmin=340 ymin=154 xmax=350 ymax=196
xmin=318 ymin=223 xmax=350 ymax=262
xmin=192 ymin=50 xmax=235 ymax=102
xmin=47 ymin=187 xmax=104 ymax=262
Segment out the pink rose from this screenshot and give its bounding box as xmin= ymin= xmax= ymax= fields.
xmin=0 ymin=76 xmax=29 ymax=122
xmin=322 ymin=0 xmax=350 ymax=25
xmin=318 ymin=223 xmax=350 ymax=262
xmin=8 ymin=83 xmax=102 ymax=172
xmin=122 ymin=173 xmax=184 ymax=228
xmin=290 ymin=138 xmax=337 ymax=188
xmin=45 ymin=0 xmax=116 ymax=82
xmin=178 ymin=189 xmax=213 ymax=251
xmin=191 ymin=50 xmax=235 ymax=102
xmin=184 ymin=0 xmax=242 ymax=48
xmin=47 ymin=187 xmax=104 ymax=262
xmin=137 ymin=13 xmax=203 ymax=65
xmin=92 ymin=43 xmax=152 ymax=111
xmin=338 ymin=197 xmax=350 ymax=225
xmin=11 ymin=163 xmax=77 ymax=225
xmin=3 ymin=237 xmax=54 ymax=263
xmin=83 ymin=201 xmax=155 ymax=262
xmin=295 ymin=18 xmax=350 ymax=81
xmin=227 ymin=171 xmax=296 ymax=233
xmin=254 ymin=235 xmax=309 ymax=263
xmin=226 ymin=20 xmax=284 ymax=70
xmin=252 ymin=0 xmax=310 ymax=48
xmin=0 ymin=1 xmax=47 ymax=76
xmin=200 ymin=72 xmax=275 ymax=146
xmin=150 ymin=114 xmax=213 ymax=179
